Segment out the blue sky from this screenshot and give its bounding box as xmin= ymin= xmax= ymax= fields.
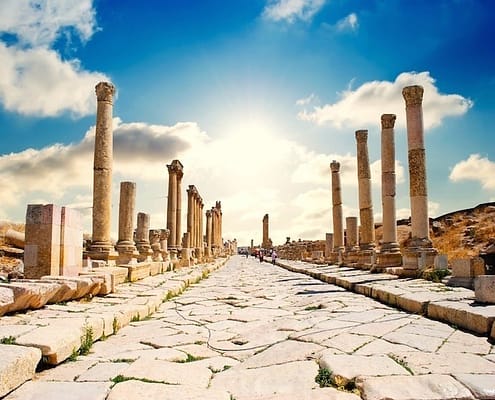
xmin=0 ymin=0 xmax=494 ymax=246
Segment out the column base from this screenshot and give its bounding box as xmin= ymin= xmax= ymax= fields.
xmin=136 ymin=242 xmax=153 ymax=262
xmin=116 ymin=246 xmax=140 ymax=266
xmin=376 ymin=247 xmax=403 ymax=270
xmin=342 ymin=249 xmax=359 ymax=266
xmin=402 ymin=237 xmax=437 ymax=271
xmin=85 ymin=243 xmax=118 ymax=266
xmin=355 ymin=249 xmax=376 ymax=270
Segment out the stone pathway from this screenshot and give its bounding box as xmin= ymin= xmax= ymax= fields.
xmin=4 ymin=255 xmax=495 ymax=399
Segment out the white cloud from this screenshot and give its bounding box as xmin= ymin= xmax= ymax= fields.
xmin=296 ymin=93 xmax=317 ymax=106
xmin=449 ymin=154 xmax=495 ymax=190
xmin=0 ymin=0 xmax=107 ymax=117
xmin=0 ymin=0 xmax=97 ymax=47
xmin=0 ymin=43 xmax=108 ymax=117
xmin=263 ymin=0 xmax=325 ymax=23
xmin=336 ymin=13 xmax=358 ymax=32
xmin=298 ymin=71 xmax=473 ymax=130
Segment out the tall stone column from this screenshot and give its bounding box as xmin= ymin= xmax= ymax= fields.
xmin=262 ymin=214 xmax=269 ymax=248
xmin=89 ymin=82 xmax=117 ymax=261
xmin=217 ymin=202 xmax=223 ymax=251
xmin=176 ymin=169 xmax=183 ymax=250
xmin=136 ymin=212 xmax=152 ymax=262
xmin=166 ymin=160 xmax=183 ymax=259
xmin=116 ymin=181 xmax=139 ymax=264
xmin=330 ymin=161 xmax=344 ymax=262
xmin=377 ymin=114 xmax=402 ymax=268
xmin=206 ymin=210 xmax=212 ymax=258
xmin=199 ymin=201 xmax=204 ymax=258
xmin=186 ymin=185 xmax=195 ymax=248
xmin=402 ymin=85 xmax=437 ymax=271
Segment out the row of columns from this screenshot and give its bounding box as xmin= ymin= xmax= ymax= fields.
xmin=329 ymin=85 xmax=436 ymax=272
xmin=87 ymin=81 xmax=226 ymax=266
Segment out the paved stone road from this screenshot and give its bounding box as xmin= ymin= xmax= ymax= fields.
xmin=7 ymin=255 xmax=495 ymax=399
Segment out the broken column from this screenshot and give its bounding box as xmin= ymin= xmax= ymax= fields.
xmin=89 ymin=81 xmax=117 ymax=262
xmin=159 ymin=229 xmax=170 ymax=262
xmin=116 ymin=181 xmax=139 ymax=265
xmin=330 ymin=160 xmax=344 ymax=264
xmin=377 ymin=114 xmax=402 ymax=268
xmin=402 ymin=85 xmax=437 ymax=272
xmin=324 ymin=233 xmax=333 ymax=259
xmin=59 ymin=206 xmax=83 ymax=276
xmin=262 ymin=214 xmax=272 ymax=249
xmin=343 ymin=216 xmax=359 ymax=265
xmin=136 ymin=212 xmax=152 ymax=262
xmin=355 ymin=130 xmax=376 ymax=268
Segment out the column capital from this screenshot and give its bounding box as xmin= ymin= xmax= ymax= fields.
xmin=355 ymin=129 xmax=368 ymax=142
xmin=95 ymin=82 xmax=115 ymax=103
xmin=402 ymin=85 xmax=424 ymax=107
xmin=167 ymin=159 xmax=184 ymax=175
xmin=206 ymin=210 xmax=212 ymax=217
xmin=381 ymin=114 xmax=396 ymax=129
xmin=160 ymin=229 xmax=170 ymax=240
xmin=330 ymin=160 xmax=340 ymax=172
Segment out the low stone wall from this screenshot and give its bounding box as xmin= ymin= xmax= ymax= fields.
xmin=275 ymin=240 xmax=325 ymax=260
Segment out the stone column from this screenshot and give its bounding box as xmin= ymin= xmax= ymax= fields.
xmin=356 ymin=130 xmax=375 ymax=249
xmin=344 ymin=216 xmax=359 ymax=265
xmin=136 ymin=212 xmax=152 ymax=262
xmin=116 ymin=181 xmax=139 ymax=264
xmin=330 ymin=161 xmax=344 ymax=262
xmin=186 ymin=185 xmax=195 ymax=248
xmin=149 ymin=230 xmax=162 ymax=262
xmin=89 ymin=82 xmax=117 ymax=261
xmin=217 ymin=202 xmax=223 ymax=251
xmin=176 ymin=169 xmax=183 ymax=250
xmin=166 ymin=160 xmax=183 ymax=259
xmin=199 ymin=201 xmax=204 ymax=259
xmin=377 ymin=114 xmax=402 ymax=268
xmin=402 ymin=85 xmax=437 ymax=271
xmin=206 ymin=210 xmax=212 ymax=258
xmin=159 ymin=229 xmax=170 ymax=262
xmin=262 ymin=214 xmax=269 ymax=248
xmin=324 ymin=233 xmax=333 ymax=259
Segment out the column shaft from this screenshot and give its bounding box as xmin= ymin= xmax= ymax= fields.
xmin=166 ymin=169 xmax=177 ymax=247
xmin=346 ymin=217 xmax=358 ymax=250
xmin=331 ymin=161 xmax=344 ymax=251
xmin=117 ymin=181 xmax=136 ymax=245
xmin=186 ymin=186 xmax=194 ymax=248
xmin=176 ymin=172 xmax=183 ymax=248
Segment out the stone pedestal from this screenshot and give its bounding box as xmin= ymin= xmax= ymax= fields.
xmin=474 ymin=275 xmax=495 ymax=304
xmin=59 ymin=207 xmax=83 ymax=276
xmin=401 ymin=85 xmax=437 ymax=272
xmin=447 ymin=257 xmax=486 ymax=289
xmin=159 ymin=229 xmax=170 ymax=261
xmin=343 ymin=217 xmax=359 ymax=265
xmin=89 ymin=82 xmax=118 ymax=263
xmin=324 ymin=233 xmax=333 ymax=260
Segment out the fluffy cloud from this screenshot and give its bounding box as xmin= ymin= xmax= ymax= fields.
xmin=298 ymin=71 xmax=473 ymax=130
xmin=0 ymin=0 xmax=96 ymax=47
xmin=336 ymin=13 xmax=358 ymax=32
xmin=0 ymin=0 xmax=108 ymax=117
xmin=263 ymin=0 xmax=325 ymax=23
xmin=449 ymin=154 xmax=495 ymax=190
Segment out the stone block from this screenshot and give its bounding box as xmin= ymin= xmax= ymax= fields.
xmin=451 ymin=259 xmax=473 ymax=278
xmin=0 ymin=281 xmax=63 ymax=313
xmin=434 ymin=254 xmax=448 ymax=270
xmin=474 ymin=275 xmax=495 ymax=304
xmin=0 ymin=344 xmax=42 ymax=398
xmin=149 ymin=261 xmax=161 ymax=276
xmin=41 ymin=276 xmax=102 ymax=299
xmin=91 ymin=267 xmax=128 ymax=285
xmin=0 ymin=287 xmax=15 ymax=317
xmin=123 ymin=263 xmax=151 ymax=282
xmin=59 ymin=207 xmax=83 ymax=276
xmin=78 ymin=271 xmax=114 ymax=295
xmin=454 ymin=374 xmax=495 ymax=400
xmin=3 ymin=381 xmax=111 ymax=400
xmin=24 ymin=204 xmax=62 ymax=279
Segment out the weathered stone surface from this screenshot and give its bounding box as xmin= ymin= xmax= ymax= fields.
xmin=0 ymin=281 xmax=63 ymax=313
xmin=123 ymin=263 xmax=151 ymax=282
xmin=4 ymin=381 xmax=112 ymax=400
xmin=475 ymin=275 xmax=495 ymax=303
xmin=319 ymin=353 xmax=409 ymax=386
xmin=454 ymin=374 xmax=495 ymax=399
xmin=210 ymin=361 xmax=319 ymax=399
xmin=36 ymin=359 xmax=98 ymax=381
xmin=121 ymin=358 xmax=212 ymax=387
xmin=0 ymin=344 xmax=41 ymax=397
xmin=76 ymin=361 xmax=129 ymax=382
xmin=41 ymin=276 xmax=101 ymax=299
xmin=427 ymin=300 xmax=495 ymax=334
xmin=0 ymin=286 xmax=15 ymax=316
xmin=108 ymin=380 xmax=231 ymax=400
xmin=357 ymin=374 xmax=474 ymax=400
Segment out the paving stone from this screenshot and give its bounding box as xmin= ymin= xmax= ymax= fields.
xmin=438 ymin=329 xmax=492 ymax=354
xmin=4 ymin=381 xmax=111 ymax=400
xmin=396 ymin=351 xmax=495 ymax=374
xmin=253 ymin=387 xmax=361 ymax=400
xmin=323 ymin=332 xmax=376 ymax=354
xmin=107 ymin=380 xmax=231 ymax=400
xmin=319 ymin=353 xmax=410 ymax=386
xmin=0 ymin=344 xmax=41 ymax=397
xmin=76 ymin=361 xmax=129 ymax=382
xmin=193 ymin=355 xmax=241 ymax=372
xmin=241 ymin=339 xmax=324 ymax=369
xmin=353 ymin=338 xmax=419 ymax=356
xmin=173 ymin=343 xmax=221 ymax=358
xmin=209 ymin=360 xmax=319 ymax=399
xmin=121 ymin=357 xmax=212 ymax=387
xmin=36 ymin=359 xmax=98 ymax=381
xmin=356 ymin=374 xmax=474 ymax=400
xmin=454 ymin=374 xmax=495 ymax=399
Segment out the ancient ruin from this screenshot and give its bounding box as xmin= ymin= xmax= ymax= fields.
xmin=330 ymin=160 xmax=344 ymax=263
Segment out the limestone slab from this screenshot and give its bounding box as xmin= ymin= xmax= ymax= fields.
xmin=0 ymin=344 xmax=41 ymax=397
xmin=4 ymin=381 xmax=111 ymax=400
xmin=36 ymin=359 xmax=97 ymax=381
xmin=319 ymin=353 xmax=410 ymax=386
xmin=121 ymin=357 xmax=212 ymax=387
xmin=0 ymin=281 xmax=62 ymax=313
xmin=210 ymin=360 xmax=319 ymax=399
xmin=475 ymin=275 xmax=495 ymax=303
xmin=107 ymin=380 xmax=231 ymax=400
xmin=76 ymin=361 xmax=129 ymax=382
xmin=356 ymin=374 xmax=474 ymax=400
xmin=454 ymin=374 xmax=495 ymax=399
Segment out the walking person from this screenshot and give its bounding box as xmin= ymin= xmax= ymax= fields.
xmin=271 ymin=250 xmax=277 ymax=265
xmin=259 ymin=250 xmax=264 ymax=263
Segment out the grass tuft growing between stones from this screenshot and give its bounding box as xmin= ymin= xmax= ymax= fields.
xmin=304 ymin=304 xmax=324 ymax=311
xmin=176 ymin=353 xmax=204 ymax=363
xmin=315 ymin=367 xmax=360 ymax=395
xmin=420 ymin=268 xmax=451 ymax=283
xmin=113 ymin=317 xmax=120 ymax=334
xmin=79 ymin=325 xmax=94 ymax=356
xmin=0 ymin=336 xmax=16 ymax=344
xmin=389 ymin=353 xmax=414 ymax=375
xmin=111 ymin=375 xmax=164 ymax=385
xmin=315 ymin=367 xmax=332 ymax=387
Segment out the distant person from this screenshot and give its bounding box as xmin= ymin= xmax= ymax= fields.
xmin=245 ymin=250 xmax=249 ymax=258
xmin=259 ymin=250 xmax=264 ymax=263
xmin=272 ymin=250 xmax=277 ymax=264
